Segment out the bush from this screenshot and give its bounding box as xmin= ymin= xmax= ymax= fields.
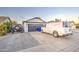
xmin=0 ymin=23 xmax=7 ymax=36
xmin=0 ymin=21 xmax=17 ymax=36
xmin=0 ymin=31 xmax=6 ymax=36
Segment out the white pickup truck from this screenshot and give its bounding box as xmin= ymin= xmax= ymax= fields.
xmin=41 ymin=21 xmax=73 ymax=37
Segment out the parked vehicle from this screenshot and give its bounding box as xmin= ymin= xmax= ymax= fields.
xmin=41 ymin=21 xmax=73 ymax=37
xmin=11 ymin=24 xmax=24 ymax=33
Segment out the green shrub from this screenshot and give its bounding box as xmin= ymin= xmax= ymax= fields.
xmin=0 ymin=24 xmax=7 ymax=36
xmin=0 ymin=21 xmax=17 ymax=36
xmin=0 ymin=31 xmax=6 ymax=36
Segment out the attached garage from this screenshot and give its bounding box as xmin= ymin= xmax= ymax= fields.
xmin=28 ymin=24 xmax=43 ymax=32
xmin=23 ymin=17 xmax=46 ymax=32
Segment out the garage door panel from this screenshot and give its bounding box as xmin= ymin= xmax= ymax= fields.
xmin=28 ymin=24 xmax=42 ymax=32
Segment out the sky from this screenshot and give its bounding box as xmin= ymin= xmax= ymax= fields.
xmin=0 ymin=7 xmax=79 ymax=23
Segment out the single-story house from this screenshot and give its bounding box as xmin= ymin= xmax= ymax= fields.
xmin=23 ymin=17 xmax=46 ymax=32
xmin=0 ymin=16 xmax=12 ymax=25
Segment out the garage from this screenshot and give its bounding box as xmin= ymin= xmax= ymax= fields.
xmin=28 ymin=24 xmax=42 ymax=32
xmin=23 ymin=17 xmax=46 ymax=32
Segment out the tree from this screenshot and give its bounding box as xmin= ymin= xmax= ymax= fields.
xmin=55 ymin=18 xmax=61 ymax=22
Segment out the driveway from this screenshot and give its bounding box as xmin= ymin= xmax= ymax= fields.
xmin=21 ymin=31 xmax=79 ymax=52
xmin=0 ymin=33 xmax=40 ymax=52
xmin=0 ymin=30 xmax=79 ymax=52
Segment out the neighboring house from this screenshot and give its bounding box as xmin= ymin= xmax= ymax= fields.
xmin=23 ymin=17 xmax=46 ymax=32
xmin=0 ymin=16 xmax=11 ymax=25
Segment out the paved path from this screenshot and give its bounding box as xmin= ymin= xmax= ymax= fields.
xmin=0 ymin=33 xmax=40 ymax=52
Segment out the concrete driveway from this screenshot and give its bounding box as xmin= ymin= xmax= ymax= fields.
xmin=0 ymin=30 xmax=79 ymax=52
xmin=0 ymin=33 xmax=40 ymax=52
xmin=21 ymin=31 xmax=79 ymax=52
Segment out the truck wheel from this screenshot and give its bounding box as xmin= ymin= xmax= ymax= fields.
xmin=11 ymin=30 xmax=14 ymax=34
xmin=53 ymin=31 xmax=59 ymax=38
xmin=21 ymin=30 xmax=24 ymax=33
xmin=11 ymin=31 xmax=14 ymax=34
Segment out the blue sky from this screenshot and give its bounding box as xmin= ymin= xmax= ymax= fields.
xmin=0 ymin=7 xmax=79 ymax=21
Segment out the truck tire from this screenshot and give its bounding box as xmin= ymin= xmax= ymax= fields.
xmin=11 ymin=29 xmax=14 ymax=34
xmin=53 ymin=31 xmax=59 ymax=38
xmin=21 ymin=29 xmax=24 ymax=33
